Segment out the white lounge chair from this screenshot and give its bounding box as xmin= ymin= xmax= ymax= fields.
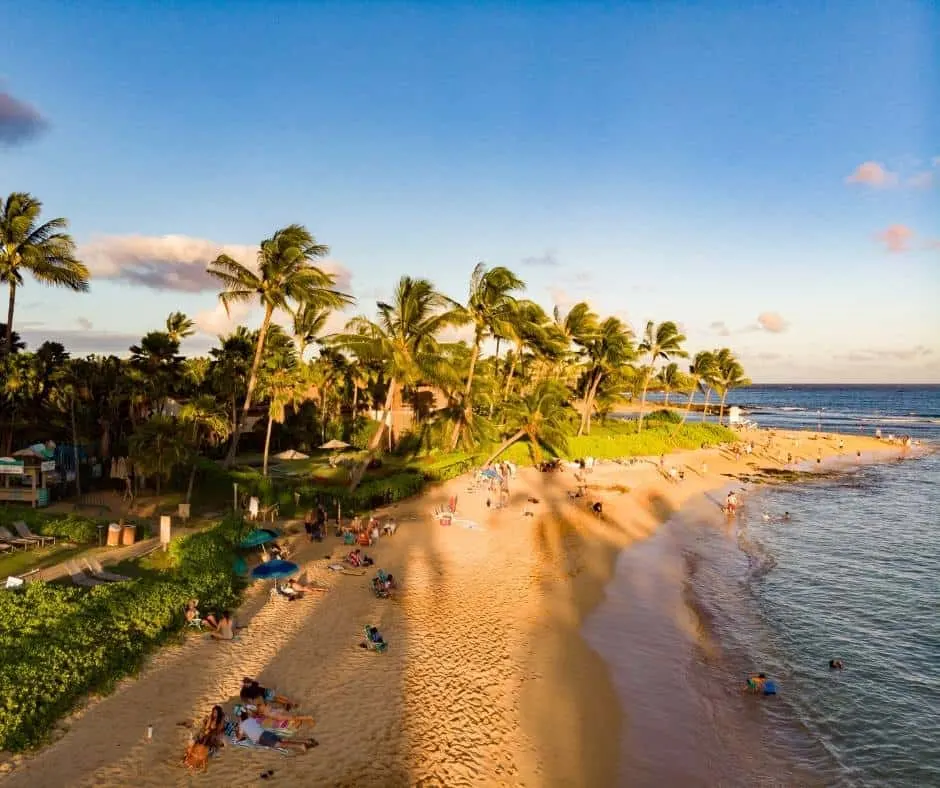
xmin=13 ymin=521 xmax=54 ymax=546
xmin=83 ymin=557 xmax=130 ymax=582
xmin=64 ymin=561 xmax=106 ymax=588
xmin=0 ymin=527 xmax=34 ymax=551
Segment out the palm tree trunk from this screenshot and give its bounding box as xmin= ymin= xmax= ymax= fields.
xmin=719 ymin=390 xmax=728 ymax=425
xmin=663 ymin=390 xmax=670 ymax=407
xmin=70 ymin=394 xmax=82 ymax=498
xmin=637 ymin=371 xmax=652 ymax=433
xmin=368 ymin=379 xmax=397 ymax=451
xmin=262 ymin=409 xmax=274 ymax=476
xmin=701 ymin=389 xmax=712 ymax=421
xmin=503 ymin=351 xmax=518 ymax=399
xmin=224 ymin=303 xmax=274 ymax=466
xmin=673 ymin=384 xmax=697 ymax=436
xmin=579 ymin=371 xmax=603 ymax=436
xmin=448 ymin=341 xmax=480 ymax=451
xmin=351 ymin=384 xmax=359 ymax=416
xmin=484 ymin=429 xmax=526 ymax=466
xmin=4 ymin=282 xmax=15 ymax=354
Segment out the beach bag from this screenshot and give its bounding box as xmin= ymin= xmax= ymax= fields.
xmin=182 ymin=741 xmax=211 ymax=771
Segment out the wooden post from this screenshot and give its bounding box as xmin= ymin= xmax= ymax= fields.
xmin=160 ymin=515 xmax=171 ymax=551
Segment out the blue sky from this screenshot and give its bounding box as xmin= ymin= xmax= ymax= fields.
xmin=2 ymin=0 xmax=938 ymax=382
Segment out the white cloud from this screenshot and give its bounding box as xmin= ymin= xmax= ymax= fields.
xmin=876 ymin=224 xmax=914 ymax=253
xmin=756 ymin=312 xmax=788 ymax=333
xmin=81 ymin=234 xmax=352 ymax=294
xmin=194 ymin=301 xmax=254 ymax=336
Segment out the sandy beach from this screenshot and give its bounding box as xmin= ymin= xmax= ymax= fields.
xmin=0 ymin=429 xmax=910 ymax=788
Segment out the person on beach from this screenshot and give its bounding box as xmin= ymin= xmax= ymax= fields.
xmin=236 ymin=711 xmax=317 ymax=751
xmin=209 ymin=611 xmax=235 ymax=640
xmin=197 ymin=705 xmax=227 ymax=753
xmin=304 ymin=509 xmax=315 ymax=541
xmin=829 ymin=659 xmax=844 ymax=670
xmin=725 ymin=492 xmax=738 ymax=515
xmin=240 ymin=678 xmax=296 ymax=709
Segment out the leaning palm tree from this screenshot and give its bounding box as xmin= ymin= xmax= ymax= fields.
xmin=165 ymin=311 xmax=195 ymax=343
xmin=447 ymin=262 xmax=524 ymax=450
xmin=206 ymin=224 xmax=352 ymax=465
xmin=502 ymin=300 xmax=549 ymax=399
xmin=712 ymin=348 xmax=751 ymax=424
xmin=676 ymin=350 xmax=717 ymax=431
xmin=576 ymin=316 xmax=634 ymax=435
xmin=330 ymin=276 xmax=460 ymax=458
xmin=259 ymin=364 xmax=307 ymax=477
xmin=0 ymin=192 xmax=89 ymax=354
xmin=636 ymin=320 xmax=688 ymax=431
xmin=484 ymin=380 xmax=570 ymax=465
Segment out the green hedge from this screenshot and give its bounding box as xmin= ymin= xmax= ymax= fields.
xmin=0 ymin=513 xmax=248 ymax=752
xmin=0 ymin=510 xmax=102 ymax=544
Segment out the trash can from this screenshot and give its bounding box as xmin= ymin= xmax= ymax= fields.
xmin=121 ymin=523 xmax=137 ymax=546
xmin=107 ymin=523 xmax=122 ymax=547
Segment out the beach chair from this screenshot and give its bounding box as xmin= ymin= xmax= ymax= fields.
xmin=64 ymin=561 xmax=106 ymax=588
xmin=82 ymin=557 xmax=130 ymax=582
xmin=0 ymin=527 xmax=34 ymax=551
xmin=361 ymin=625 xmax=388 ymax=652
xmin=12 ymin=521 xmax=54 ymax=546
xmin=0 ymin=542 xmax=12 ymax=554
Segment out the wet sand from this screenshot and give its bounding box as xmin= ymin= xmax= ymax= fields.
xmin=0 ymin=430 xmax=902 ymax=787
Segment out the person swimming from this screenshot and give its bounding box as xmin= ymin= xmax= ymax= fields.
xmin=782 ymin=511 xmax=790 ymax=521
xmin=829 ymin=659 xmax=844 ymax=670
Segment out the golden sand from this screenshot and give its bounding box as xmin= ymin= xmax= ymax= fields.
xmin=0 ymin=430 xmax=903 ymax=787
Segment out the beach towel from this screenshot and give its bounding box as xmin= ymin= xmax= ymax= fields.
xmin=228 ymin=735 xmax=291 ymax=755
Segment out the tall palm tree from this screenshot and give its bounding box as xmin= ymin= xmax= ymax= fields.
xmin=129 ymin=331 xmax=184 ymax=414
xmin=713 ymin=348 xmax=751 ymax=424
xmin=576 ymin=316 xmax=634 ymax=435
xmin=259 ymin=364 xmax=307 ymax=477
xmin=636 ymin=320 xmax=688 ymax=431
xmin=179 ymin=395 xmax=231 ymax=503
xmin=330 ymin=276 xmax=459 ymax=457
xmin=484 ymin=381 xmax=570 ymax=465
xmin=655 ymin=362 xmax=682 ymax=407
xmin=447 ymin=262 xmax=524 ymax=450
xmin=128 ymin=414 xmax=188 ymax=497
xmin=676 ymin=351 xmax=717 ymax=431
xmin=165 ymin=311 xmax=195 ymax=343
xmin=206 ymin=224 xmax=351 ymax=465
xmin=0 ymin=324 xmax=25 ymax=353
xmin=0 ymin=192 xmax=89 ymax=354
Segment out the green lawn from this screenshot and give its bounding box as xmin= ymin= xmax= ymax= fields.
xmin=0 ymin=543 xmax=88 ymax=580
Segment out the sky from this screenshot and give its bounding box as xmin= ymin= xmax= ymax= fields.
xmin=2 ymin=0 xmax=938 ymax=383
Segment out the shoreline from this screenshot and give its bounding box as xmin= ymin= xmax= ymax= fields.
xmin=0 ymin=430 xmax=921 ymax=787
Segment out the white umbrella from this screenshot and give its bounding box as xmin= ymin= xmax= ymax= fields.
xmin=275 ymin=449 xmax=309 ymax=460
xmin=319 ymin=439 xmax=350 ymax=450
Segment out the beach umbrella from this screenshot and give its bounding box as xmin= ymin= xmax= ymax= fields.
xmin=275 ymin=449 xmax=309 ymax=460
xmin=251 ymin=560 xmax=300 ymax=580
xmin=238 ymin=528 xmax=278 ymax=549
xmin=319 ymin=439 xmax=350 ymax=450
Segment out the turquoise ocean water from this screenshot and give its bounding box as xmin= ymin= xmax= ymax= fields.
xmin=587 ymin=385 xmax=939 ymax=787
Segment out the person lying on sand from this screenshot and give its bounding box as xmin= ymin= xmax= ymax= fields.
xmin=240 ymin=678 xmax=296 ymax=709
xmin=185 ymin=599 xmax=217 ymax=629
xmin=241 ymin=700 xmax=315 ymax=726
xmin=346 ymin=548 xmax=373 ymax=567
xmin=286 ymin=577 xmax=326 ymax=594
xmin=236 ymin=711 xmax=317 ymax=752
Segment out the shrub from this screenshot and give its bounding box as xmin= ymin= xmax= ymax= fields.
xmin=0 ymin=513 xmax=248 ymax=752
xmin=349 ymin=417 xmax=380 ymax=450
xmin=0 ymin=509 xmax=101 ymax=544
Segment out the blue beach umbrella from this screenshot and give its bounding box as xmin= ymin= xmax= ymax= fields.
xmin=238 ymin=528 xmax=278 ymax=549
xmin=251 ymin=560 xmax=300 ymax=581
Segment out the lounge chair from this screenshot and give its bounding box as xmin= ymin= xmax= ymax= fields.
xmin=0 ymin=542 xmax=12 ymax=554
xmin=0 ymin=527 xmax=34 ymax=551
xmin=83 ymin=557 xmax=130 ymax=582
xmin=13 ymin=521 xmax=54 ymax=546
xmin=64 ymin=561 xmax=106 ymax=588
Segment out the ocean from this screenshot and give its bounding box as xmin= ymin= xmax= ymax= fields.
xmin=586 ymin=385 xmax=940 ymax=787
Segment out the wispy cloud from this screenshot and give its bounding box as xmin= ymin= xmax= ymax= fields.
xmin=76 ymin=317 xmax=93 ymax=330
xmin=845 ymin=161 xmax=898 ymax=188
xmin=0 ymin=90 xmax=47 ymax=146
xmin=757 ymin=311 xmax=788 ymax=333
xmin=839 ymin=345 xmax=934 ymax=363
xmin=876 ymin=224 xmax=914 ymax=253
xmin=81 ymin=234 xmax=352 ymax=294
xmin=521 ymin=251 xmax=559 ymax=267
xmin=907 ymin=171 xmax=934 ymax=189
xmin=709 ymin=320 xmax=731 ymax=337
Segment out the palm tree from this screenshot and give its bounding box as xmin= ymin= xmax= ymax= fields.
xmin=0 ymin=324 xmax=25 ymax=354
xmin=129 ymin=330 xmax=184 ymax=414
xmin=259 ymin=364 xmax=307 ymax=477
xmin=655 ymin=362 xmax=682 ymax=407
xmin=576 ymin=316 xmax=634 ymax=435
xmin=712 ymin=348 xmax=751 ymax=424
xmin=128 ymin=414 xmax=188 ymax=497
xmin=447 ymin=263 xmax=524 ymax=450
xmin=501 ymin=300 xmax=549 ymax=400
xmin=0 ymin=193 xmax=89 ymax=354
xmin=484 ymin=381 xmax=570 ymax=465
xmin=165 ymin=311 xmax=195 ymax=343
xmin=179 ymin=396 xmax=231 ymax=503
xmin=206 ymin=224 xmax=351 ymax=465
xmin=330 ymin=276 xmax=459 ymax=456
xmin=636 ymin=320 xmax=688 ymax=431
xmin=292 ymin=302 xmax=331 ymax=359
xmin=676 ymin=351 xmax=717 ymax=431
